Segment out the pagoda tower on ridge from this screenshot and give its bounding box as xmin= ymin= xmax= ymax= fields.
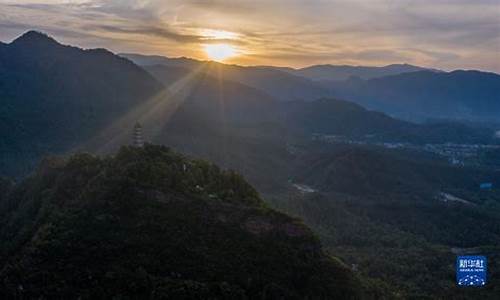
xmin=133 ymin=122 xmax=144 ymax=147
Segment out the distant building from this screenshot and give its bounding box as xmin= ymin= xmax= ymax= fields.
xmin=133 ymin=122 xmax=144 ymax=147
xmin=480 ymin=183 xmax=493 ymax=190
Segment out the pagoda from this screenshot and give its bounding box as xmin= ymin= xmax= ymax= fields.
xmin=133 ymin=122 xmax=144 ymax=147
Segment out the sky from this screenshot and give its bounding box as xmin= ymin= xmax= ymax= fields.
xmin=0 ymin=0 xmax=499 ymax=72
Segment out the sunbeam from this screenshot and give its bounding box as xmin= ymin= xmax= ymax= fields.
xmin=75 ymin=63 xmax=210 ymax=154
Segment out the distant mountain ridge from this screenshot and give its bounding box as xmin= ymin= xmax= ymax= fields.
xmin=120 ymin=53 xmax=331 ymax=101
xmin=286 ymin=98 xmax=498 ymax=144
xmin=122 ymin=53 xmax=439 ymax=82
xmin=122 ymin=52 xmax=500 ymax=123
xmin=287 ymin=63 xmax=441 ymax=81
xmin=330 ymin=70 xmax=500 ymax=122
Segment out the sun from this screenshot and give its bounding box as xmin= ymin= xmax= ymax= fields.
xmin=204 ymin=44 xmax=237 ymax=62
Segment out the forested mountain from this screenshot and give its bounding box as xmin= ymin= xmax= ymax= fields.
xmin=123 ymin=53 xmax=500 ymax=124
xmin=288 ymin=63 xmax=438 ymax=81
xmin=142 ymin=64 xmax=499 ymax=193
xmin=0 ymin=33 xmax=289 ymax=192
xmin=286 ymin=98 xmax=499 ymax=144
xmin=330 ymin=70 xmax=500 ymax=122
xmin=293 ymin=143 xmax=500 ymax=198
xmin=0 ymin=145 xmax=369 ymax=299
xmin=119 ymin=63 xmax=291 ymax=193
xmin=142 ymin=65 xmax=496 ymax=197
xmin=3 ymin=32 xmax=498 ymax=198
xmin=2 ymin=31 xmax=500 ymax=298
xmin=272 ymin=142 xmax=500 ymax=298
xmin=0 ymin=31 xmax=163 ymax=177
xmin=145 ymin=64 xmax=283 ymax=124
xmin=121 ymin=53 xmax=330 ymax=101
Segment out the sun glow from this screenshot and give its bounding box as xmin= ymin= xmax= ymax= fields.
xmin=204 ymin=44 xmax=237 ymax=62
xmin=201 ymin=29 xmax=239 ymax=40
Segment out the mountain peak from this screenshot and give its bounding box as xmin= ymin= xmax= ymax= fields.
xmin=10 ymin=30 xmax=60 ymax=47
xmin=0 ymin=144 xmax=364 ymax=298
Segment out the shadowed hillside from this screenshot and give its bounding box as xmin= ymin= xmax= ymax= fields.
xmin=272 ymin=142 xmax=500 ymax=298
xmin=0 ymin=31 xmax=163 ymax=177
xmin=0 ymin=145 xmax=370 ymax=299
xmin=330 ymin=70 xmax=500 ymax=122
xmin=285 ymin=98 xmax=499 ymax=144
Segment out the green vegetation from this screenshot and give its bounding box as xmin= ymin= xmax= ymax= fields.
xmin=274 ymin=192 xmax=500 ymax=299
xmin=0 ymin=145 xmax=368 ymax=299
xmin=270 ymin=143 xmax=500 ymax=299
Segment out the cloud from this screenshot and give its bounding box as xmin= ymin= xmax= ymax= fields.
xmin=0 ymin=0 xmax=498 ymax=72
xmin=85 ymin=24 xmax=201 ymax=43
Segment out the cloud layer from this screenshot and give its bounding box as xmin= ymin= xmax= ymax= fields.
xmin=0 ymin=0 xmax=499 ymax=72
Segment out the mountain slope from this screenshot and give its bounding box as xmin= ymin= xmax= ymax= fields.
xmin=121 ymin=53 xmax=330 ymax=101
xmin=145 ymin=64 xmax=283 ymax=124
xmin=289 ymin=63 xmax=438 ymax=81
xmin=286 ymin=98 xmax=498 ymax=144
xmin=0 ymin=31 xmax=163 ymax=177
xmin=330 ymin=70 xmax=500 ymax=122
xmin=0 ymin=145 xmax=366 ymax=299
xmin=293 ymin=143 xmax=500 ymax=198
xmin=141 ymin=64 xmax=292 ymax=194
xmin=273 ymin=142 xmax=500 ymax=298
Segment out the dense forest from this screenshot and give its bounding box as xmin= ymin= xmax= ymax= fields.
xmin=269 ymin=142 xmax=500 ymax=299
xmin=0 ymin=145 xmax=376 ymax=299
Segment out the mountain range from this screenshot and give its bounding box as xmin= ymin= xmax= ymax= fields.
xmin=2 ymin=31 xmax=499 ymax=180
xmin=285 ymin=98 xmax=498 ymax=144
xmin=1 ymin=31 xmax=500 ymax=298
xmin=330 ymin=70 xmax=500 ymax=122
xmin=123 ymin=53 xmax=500 ymax=123
xmin=121 ymin=53 xmax=330 ymax=102
xmin=283 ymin=63 xmax=440 ymax=81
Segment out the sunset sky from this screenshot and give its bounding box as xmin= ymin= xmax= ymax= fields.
xmin=0 ymin=0 xmax=499 ymax=72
